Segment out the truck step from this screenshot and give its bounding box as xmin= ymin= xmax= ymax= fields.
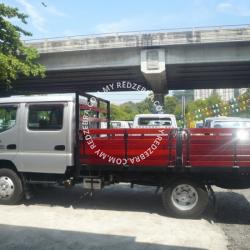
xmin=83 ymin=178 xmax=103 ymax=190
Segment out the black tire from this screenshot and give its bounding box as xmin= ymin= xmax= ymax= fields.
xmin=0 ymin=168 xmax=24 ymax=205
xmin=162 ymin=179 xmax=208 ymax=218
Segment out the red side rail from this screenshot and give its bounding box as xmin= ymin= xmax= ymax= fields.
xmin=184 ymin=128 xmax=250 ymax=168
xmin=79 ymin=128 xmax=177 ymax=167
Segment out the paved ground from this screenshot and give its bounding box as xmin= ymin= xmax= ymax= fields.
xmin=214 ymin=189 xmax=250 ymax=250
xmin=0 ymin=184 xmax=249 ymax=250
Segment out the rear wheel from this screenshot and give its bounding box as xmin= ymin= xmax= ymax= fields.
xmin=0 ymin=168 xmax=24 ymax=205
xmin=162 ymin=179 xmax=208 ymax=218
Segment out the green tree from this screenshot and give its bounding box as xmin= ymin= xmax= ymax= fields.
xmin=205 ymin=92 xmax=221 ymax=107
xmin=186 ymin=93 xmax=222 ymax=121
xmin=137 ymin=97 xmax=153 ymax=114
xmin=110 ymin=104 xmax=131 ymax=120
xmin=0 ymin=3 xmax=45 ymax=88
xmin=164 ymin=96 xmax=181 ymax=115
xmin=120 ymin=101 xmax=138 ymax=119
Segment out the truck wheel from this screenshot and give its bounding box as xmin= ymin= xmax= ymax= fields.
xmin=162 ymin=179 xmax=208 ymax=218
xmin=0 ymin=168 xmax=24 ymax=205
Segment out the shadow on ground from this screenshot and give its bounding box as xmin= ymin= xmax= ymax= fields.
xmin=214 ymin=191 xmax=250 ymax=225
xmin=25 ymin=185 xmax=166 ymax=215
xmin=0 ymin=224 xmax=206 ymax=250
xmin=24 ymin=184 xmax=250 ymax=225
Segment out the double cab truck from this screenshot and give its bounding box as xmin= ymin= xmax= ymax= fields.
xmin=0 ymin=92 xmax=250 ymax=218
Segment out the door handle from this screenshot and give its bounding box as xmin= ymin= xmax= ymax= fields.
xmin=7 ymin=144 xmax=16 ymax=150
xmin=54 ymin=145 xmax=65 ymax=151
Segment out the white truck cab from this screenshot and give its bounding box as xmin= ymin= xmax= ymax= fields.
xmin=133 ymin=114 xmax=177 ymax=128
xmin=0 ymin=93 xmax=110 ymax=204
xmin=0 ymin=94 xmax=77 ymax=175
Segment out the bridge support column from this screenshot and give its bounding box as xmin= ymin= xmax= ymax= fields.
xmin=154 ymin=93 xmax=164 ymax=105
xmin=141 ymin=49 xmax=167 ymax=108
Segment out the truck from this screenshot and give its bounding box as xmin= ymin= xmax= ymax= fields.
xmin=0 ymin=92 xmax=250 ymax=218
xmin=133 ymin=114 xmax=177 ymax=128
xmin=110 ymin=121 xmax=131 ymax=128
xmin=204 ymin=116 xmax=250 ymax=128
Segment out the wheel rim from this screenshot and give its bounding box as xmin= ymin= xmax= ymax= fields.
xmin=0 ymin=176 xmax=15 ymax=200
xmin=171 ymin=184 xmax=198 ymax=211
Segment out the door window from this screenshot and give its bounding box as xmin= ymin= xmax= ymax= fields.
xmin=28 ymin=104 xmax=64 ymax=130
xmin=0 ymin=106 xmax=17 ymax=133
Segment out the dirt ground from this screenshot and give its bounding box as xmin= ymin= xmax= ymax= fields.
xmin=0 ymin=184 xmax=249 ymax=250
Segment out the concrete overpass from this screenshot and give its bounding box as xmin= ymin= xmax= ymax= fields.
xmin=11 ymin=25 xmax=250 ymax=103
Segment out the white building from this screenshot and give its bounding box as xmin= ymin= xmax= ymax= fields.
xmin=194 ymin=88 xmax=246 ymax=101
xmin=194 ymin=89 xmax=213 ymax=100
xmin=216 ymin=89 xmax=235 ymax=101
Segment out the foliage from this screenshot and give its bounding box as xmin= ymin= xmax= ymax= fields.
xmin=0 ymin=3 xmax=45 ymax=87
xmin=164 ymin=96 xmax=181 ymax=115
xmin=110 ymin=93 xmax=182 ymax=120
xmin=186 ymin=93 xmax=221 ymax=116
xmin=109 ymin=89 xmax=250 ymax=127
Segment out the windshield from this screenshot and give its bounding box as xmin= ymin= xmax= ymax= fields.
xmin=138 ymin=117 xmax=172 ymax=127
xmin=213 ymin=120 xmax=250 ymax=128
xmin=111 ymin=122 xmax=122 ymax=128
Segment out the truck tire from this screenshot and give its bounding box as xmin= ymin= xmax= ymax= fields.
xmin=162 ymin=179 xmax=208 ymax=218
xmin=0 ymin=168 xmax=24 ymax=205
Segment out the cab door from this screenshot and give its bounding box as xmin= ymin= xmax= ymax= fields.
xmin=0 ymin=105 xmax=19 ymax=165
xmin=20 ymin=102 xmax=69 ymax=174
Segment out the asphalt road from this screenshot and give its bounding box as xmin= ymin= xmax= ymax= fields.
xmin=214 ymin=188 xmax=250 ymax=250
xmin=0 ymin=184 xmax=249 ymax=250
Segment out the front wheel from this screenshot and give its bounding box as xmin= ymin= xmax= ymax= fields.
xmin=0 ymin=168 xmax=24 ymax=205
xmin=162 ymin=179 xmax=209 ymax=218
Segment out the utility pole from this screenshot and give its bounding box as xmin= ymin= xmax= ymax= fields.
xmin=182 ymin=96 xmax=186 ymax=128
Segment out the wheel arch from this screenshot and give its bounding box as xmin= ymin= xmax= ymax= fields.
xmin=162 ymin=174 xmax=203 ymax=188
xmin=0 ymin=160 xmax=18 ymax=173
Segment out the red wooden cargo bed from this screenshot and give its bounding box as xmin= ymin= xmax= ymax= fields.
xmin=80 ymin=128 xmax=250 ymax=169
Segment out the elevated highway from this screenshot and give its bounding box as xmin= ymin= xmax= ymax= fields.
xmin=9 ymin=25 xmax=250 ymax=102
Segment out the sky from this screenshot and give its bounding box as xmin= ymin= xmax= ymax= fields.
xmin=2 ymin=0 xmax=250 ymax=39
xmin=2 ymin=0 xmax=250 ymax=103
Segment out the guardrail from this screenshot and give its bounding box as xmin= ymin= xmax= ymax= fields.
xmin=24 ymin=24 xmax=250 ymax=53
